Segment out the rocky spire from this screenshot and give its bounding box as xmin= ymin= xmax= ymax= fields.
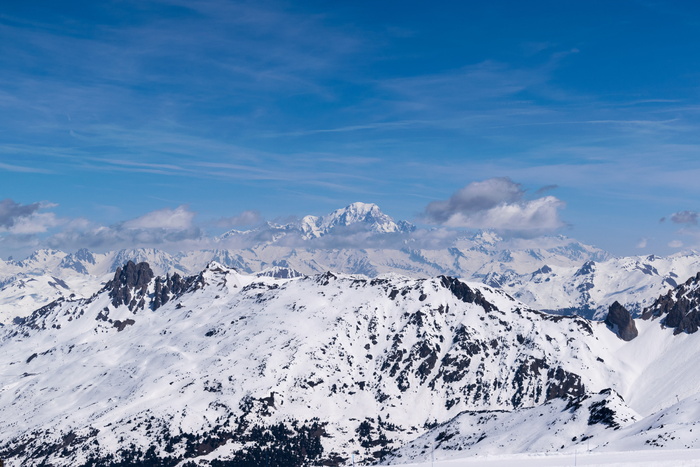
xmin=105 ymin=261 xmax=154 ymax=311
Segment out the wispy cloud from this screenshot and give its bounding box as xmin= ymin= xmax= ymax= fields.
xmin=0 ymin=162 xmax=53 ymax=174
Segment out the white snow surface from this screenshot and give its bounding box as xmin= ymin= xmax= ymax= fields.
xmin=3 ymin=263 xmax=700 ymax=465
xmin=389 ymin=449 xmax=700 ymax=466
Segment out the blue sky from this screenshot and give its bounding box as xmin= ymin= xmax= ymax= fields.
xmin=2 ymin=0 xmax=700 ymax=257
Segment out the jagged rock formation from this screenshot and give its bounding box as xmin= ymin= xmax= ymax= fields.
xmin=104 ymin=260 xmax=154 ymax=310
xmin=605 ymin=301 xmax=638 ymax=341
xmin=152 ymin=272 xmax=199 ymax=310
xmin=256 ymin=266 xmax=304 ymax=279
xmin=642 ymin=272 xmax=700 ymax=334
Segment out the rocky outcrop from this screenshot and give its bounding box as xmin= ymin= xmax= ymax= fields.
xmin=641 ymin=272 xmax=700 ymax=334
xmin=151 ymin=272 xmax=197 ymax=310
xmin=439 ymin=275 xmax=495 ymax=312
xmin=105 ymin=261 xmax=154 ymax=311
xmin=605 ymin=301 xmax=638 ymax=341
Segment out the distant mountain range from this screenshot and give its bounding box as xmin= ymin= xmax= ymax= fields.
xmin=3 ymin=259 xmax=700 ymax=465
xmin=2 ymin=202 xmax=700 ymax=324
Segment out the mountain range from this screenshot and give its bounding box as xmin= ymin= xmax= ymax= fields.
xmin=3 ymin=259 xmax=700 ymax=465
xmin=2 ymin=202 xmax=699 ymax=325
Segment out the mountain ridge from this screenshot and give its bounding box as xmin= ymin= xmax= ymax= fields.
xmin=2 ymin=203 xmax=700 ymax=325
xmin=4 ymin=260 xmax=700 ymax=465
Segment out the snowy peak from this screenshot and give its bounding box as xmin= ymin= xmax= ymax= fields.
xmin=221 ymin=202 xmax=415 ymax=242
xmin=6 ymin=261 xmax=700 ymax=465
xmin=299 ymin=202 xmax=415 ymax=239
xmin=58 ymin=248 xmax=96 ymax=274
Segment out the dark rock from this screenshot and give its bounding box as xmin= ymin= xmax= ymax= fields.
xmin=545 ymin=367 xmax=584 ymax=401
xmin=574 ymin=261 xmax=596 ymax=277
xmin=438 ymin=276 xmax=495 ymax=312
xmin=641 ymin=272 xmax=700 ymax=334
xmin=113 ymin=319 xmax=135 ymax=332
xmin=151 ymin=273 xmax=195 ymax=310
xmin=605 ymin=301 xmax=638 ymax=341
xmin=105 ymin=261 xmax=154 ymax=311
xmin=532 ymin=265 xmax=552 ymax=276
xmin=316 ymin=271 xmax=337 ymax=286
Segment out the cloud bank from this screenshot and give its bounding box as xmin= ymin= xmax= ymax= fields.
xmin=0 ymin=199 xmax=62 ymax=234
xmin=423 ymin=178 xmax=566 ymax=232
xmin=0 ymin=180 xmax=568 ymax=258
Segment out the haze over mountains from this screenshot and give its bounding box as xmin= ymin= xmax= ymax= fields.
xmin=2 ymin=203 xmax=699 ymax=325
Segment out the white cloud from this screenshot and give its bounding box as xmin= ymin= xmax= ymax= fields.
xmin=668 ymin=240 xmax=684 ymax=248
xmin=9 ymin=212 xmax=62 ymax=234
xmin=0 ymin=199 xmax=41 ymax=230
xmin=215 ymin=210 xmax=262 ymax=228
xmin=32 ymin=205 xmax=205 ymax=254
xmin=0 ymin=199 xmax=64 ymax=234
xmin=636 ymin=238 xmax=648 ymax=249
xmin=123 ymin=205 xmax=195 ymax=230
xmin=423 ymin=178 xmax=565 ymax=232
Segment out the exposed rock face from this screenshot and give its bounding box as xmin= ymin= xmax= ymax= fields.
xmin=105 ymin=261 xmax=154 ymax=311
xmin=152 ymin=272 xmax=197 ymax=310
xmin=439 ymin=275 xmax=495 ymax=312
xmin=257 ymin=266 xmax=304 ymax=279
xmin=642 ymin=272 xmax=700 ymax=334
xmin=605 ymin=301 xmax=638 ymax=341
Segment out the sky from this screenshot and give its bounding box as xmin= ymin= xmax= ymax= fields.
xmin=2 ymin=0 xmax=700 ymax=258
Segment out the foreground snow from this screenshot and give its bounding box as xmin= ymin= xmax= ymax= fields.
xmin=4 ymin=261 xmax=700 ymax=465
xmin=389 ymin=449 xmax=700 ymax=466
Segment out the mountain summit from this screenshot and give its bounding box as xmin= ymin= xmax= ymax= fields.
xmin=220 ymin=202 xmax=414 ymax=243
xmin=299 ymin=202 xmax=414 ymax=239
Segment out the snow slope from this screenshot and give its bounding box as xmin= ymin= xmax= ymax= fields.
xmin=389 ymin=449 xmax=700 ymax=466
xmin=3 ymin=261 xmax=700 ymax=465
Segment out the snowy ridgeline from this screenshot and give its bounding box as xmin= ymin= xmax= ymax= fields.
xmin=4 ymin=204 xmax=700 ymax=324
xmin=3 ymin=261 xmax=700 ymax=465
xmin=2 ymin=238 xmax=700 ymax=324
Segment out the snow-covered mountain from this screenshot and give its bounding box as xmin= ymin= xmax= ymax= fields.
xmin=220 ymin=202 xmax=415 ymax=242
xmin=3 ymin=203 xmax=700 ymax=324
xmin=0 ymin=248 xmax=193 ymax=324
xmin=3 ymin=261 xmax=700 ymax=466
xmin=491 ymin=253 xmax=700 ymax=319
